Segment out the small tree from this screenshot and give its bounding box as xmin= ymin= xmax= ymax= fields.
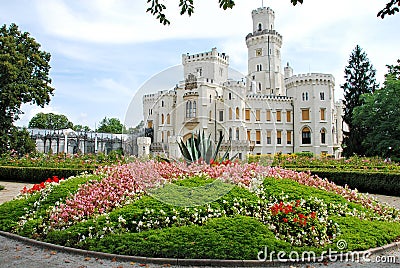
xmin=341 ymin=45 xmax=378 ymax=157
xmin=97 ymin=117 xmax=126 ymax=134
xmin=8 ymin=127 xmax=36 ymax=156
xmin=28 ymin=112 xmax=73 ymax=130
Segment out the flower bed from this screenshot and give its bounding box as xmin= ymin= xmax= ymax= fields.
xmin=1 ymin=160 xmax=400 ymax=260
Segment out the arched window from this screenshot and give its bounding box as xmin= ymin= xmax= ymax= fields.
xmin=258 ymin=82 xmax=262 ymax=91
xmin=302 ymin=127 xmax=311 ymax=144
xmin=228 ymin=93 xmax=232 ymax=100
xmin=186 ymin=101 xmax=192 ymax=118
xmin=229 ymin=108 xmax=233 ymax=120
xmin=167 ymin=131 xmax=170 ymax=142
xmin=229 ymin=128 xmax=232 ymax=140
xmin=192 ymin=101 xmax=197 ymax=117
xmin=167 ymin=114 xmax=170 ymax=124
xmin=209 ymin=94 xmax=212 ymax=103
xmin=258 ymin=23 xmax=262 ymax=31
xmin=236 ymin=128 xmax=240 ymax=140
xmin=235 ymin=107 xmax=240 ymax=119
xmin=320 ymin=128 xmax=326 ymax=144
xmin=161 ymin=100 xmax=164 ymax=107
xmin=161 ymin=114 xmax=165 ymax=124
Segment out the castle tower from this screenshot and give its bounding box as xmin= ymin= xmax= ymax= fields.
xmin=246 ymin=7 xmax=284 ymax=96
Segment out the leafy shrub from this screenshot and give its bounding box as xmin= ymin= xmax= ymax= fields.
xmin=297 ymin=168 xmax=400 ymax=197
xmin=0 ymin=166 xmax=93 ymax=183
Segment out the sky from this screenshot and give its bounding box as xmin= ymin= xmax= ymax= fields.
xmin=1 ymin=0 xmax=399 ymax=129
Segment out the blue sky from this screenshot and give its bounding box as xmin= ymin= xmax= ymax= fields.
xmin=2 ymin=0 xmax=399 ymax=129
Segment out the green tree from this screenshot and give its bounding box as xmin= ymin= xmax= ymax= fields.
xmin=0 ymin=23 xmax=54 ymax=154
xmin=8 ymin=127 xmax=36 ymax=156
xmin=352 ymin=61 xmax=400 ymax=160
xmin=341 ymin=45 xmax=378 ymax=157
xmin=147 ymin=0 xmax=399 ymax=25
xmin=28 ymin=112 xmax=73 ymax=130
xmin=73 ymin=124 xmax=92 ymax=132
xmin=97 ymin=117 xmax=126 ymax=134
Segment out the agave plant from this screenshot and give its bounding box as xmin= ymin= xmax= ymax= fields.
xmin=178 ymin=130 xmax=236 ymax=164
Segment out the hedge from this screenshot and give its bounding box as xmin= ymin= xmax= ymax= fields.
xmin=0 ymin=166 xmax=94 ymax=183
xmin=294 ymin=168 xmax=400 ymax=197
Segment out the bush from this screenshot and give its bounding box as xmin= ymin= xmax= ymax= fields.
xmin=296 ymin=168 xmax=400 ymax=196
xmin=0 ymin=166 xmax=93 ymax=183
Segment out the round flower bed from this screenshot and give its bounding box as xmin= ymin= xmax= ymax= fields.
xmin=0 ymin=159 xmax=399 ymax=260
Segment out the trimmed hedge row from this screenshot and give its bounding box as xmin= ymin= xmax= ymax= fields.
xmin=0 ymin=166 xmax=94 ymax=183
xmin=294 ymin=168 xmax=400 ymax=197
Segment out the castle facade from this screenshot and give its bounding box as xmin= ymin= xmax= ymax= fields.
xmin=142 ymin=6 xmax=344 ymax=160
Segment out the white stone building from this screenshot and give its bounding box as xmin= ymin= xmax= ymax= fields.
xmin=142 ymin=6 xmax=344 ymax=160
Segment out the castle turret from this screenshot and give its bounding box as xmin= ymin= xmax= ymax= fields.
xmin=246 ymin=7 xmax=284 ymax=96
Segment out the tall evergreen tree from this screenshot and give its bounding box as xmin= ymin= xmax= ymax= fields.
xmin=341 ymin=45 xmax=378 ymax=157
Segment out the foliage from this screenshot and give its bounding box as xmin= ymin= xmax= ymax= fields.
xmin=178 ymin=130 xmax=235 ymax=164
xmin=8 ymin=127 xmax=36 ymax=156
xmin=341 ymin=45 xmax=378 ymax=157
xmin=72 ymin=125 xmax=91 ymax=132
xmin=0 ymin=23 xmax=54 ymax=154
xmin=28 ymin=112 xmax=73 ymax=130
xmin=378 ymin=0 xmax=400 ymax=18
xmin=146 ymin=0 xmax=398 ymax=25
xmin=297 ymin=168 xmax=400 ymax=197
xmin=0 ymin=166 xmax=92 ymax=183
xmin=0 ymin=185 xmax=4 ymax=191
xmin=97 ymin=117 xmax=126 ymax=134
xmin=352 ymin=63 xmax=400 ymax=159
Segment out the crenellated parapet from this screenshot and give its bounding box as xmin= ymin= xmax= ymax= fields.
xmin=285 ymin=73 xmax=335 ymax=89
xmin=245 ymin=94 xmax=292 ymax=102
xmin=182 ymin=47 xmax=229 ymax=65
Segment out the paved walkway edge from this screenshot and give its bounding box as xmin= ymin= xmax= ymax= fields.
xmin=1 ymin=230 xmax=399 ymax=267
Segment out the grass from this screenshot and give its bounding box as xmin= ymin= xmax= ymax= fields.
xmin=1 ymin=173 xmax=400 ymax=260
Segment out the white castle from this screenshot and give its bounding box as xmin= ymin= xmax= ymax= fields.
xmin=141 ymin=6 xmax=344 ymax=160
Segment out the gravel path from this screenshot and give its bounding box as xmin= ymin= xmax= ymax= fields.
xmin=1 ymin=181 xmax=400 ymax=267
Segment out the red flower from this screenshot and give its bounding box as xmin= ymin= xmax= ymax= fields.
xmin=283 ymin=218 xmax=288 ymax=223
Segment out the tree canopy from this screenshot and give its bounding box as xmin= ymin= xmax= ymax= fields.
xmin=341 ymin=45 xmax=378 ymax=157
xmin=28 ymin=112 xmax=73 ymax=130
xmin=352 ymin=60 xmax=400 ymax=160
xmin=97 ymin=117 xmax=126 ymax=134
xmin=147 ymin=0 xmax=399 ymax=25
xmin=0 ymin=23 xmax=54 ymax=154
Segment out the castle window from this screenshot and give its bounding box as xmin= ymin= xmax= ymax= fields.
xmin=245 ymin=109 xmax=251 ymax=121
xmin=258 ymin=23 xmax=262 ymax=31
xmin=186 ymin=101 xmax=192 ymax=118
xmin=320 ymin=108 xmax=326 ymax=121
xmin=196 ymin=68 xmax=202 ymax=77
xmin=209 ymin=95 xmax=212 ymax=103
xmin=320 ymin=92 xmax=325 ymax=100
xmin=266 ymin=131 xmax=271 ymax=144
xmin=301 ymin=109 xmax=310 ymax=121
xmin=228 ymin=92 xmax=232 ymax=100
xmin=266 ymin=110 xmax=271 ymax=121
xmin=276 ymin=110 xmax=282 ymax=122
xmin=321 ymin=128 xmax=326 ymax=144
xmin=219 ymin=110 xmax=224 ymax=121
xmin=229 ymin=128 xmax=232 ymax=140
xmin=247 ymin=130 xmax=251 ymax=141
xmin=236 ymin=128 xmax=240 ymax=140
xmin=167 ymin=114 xmax=170 ymax=124
xmin=302 ymin=127 xmax=311 ymax=144
xmin=287 ymin=131 xmax=292 ymax=145
xmin=192 ymin=101 xmax=196 ymax=117
xmin=256 ymin=110 xmax=261 ymax=121
xmin=302 ymin=92 xmax=309 ymax=101
xmin=161 ymin=114 xmax=165 ymax=124
xmin=258 ymin=82 xmax=262 ymax=91
xmin=286 ymin=110 xmax=291 ymax=122
xmin=236 ymin=107 xmax=240 ymax=119
xmin=229 ymin=108 xmax=233 ymax=120
xmin=161 ymin=100 xmax=164 ymax=107
xmin=256 ymin=130 xmax=261 ymax=144
xmin=277 ymin=130 xmax=282 ymax=144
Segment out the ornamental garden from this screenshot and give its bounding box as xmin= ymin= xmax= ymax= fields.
xmin=0 ymin=151 xmax=400 ymax=261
